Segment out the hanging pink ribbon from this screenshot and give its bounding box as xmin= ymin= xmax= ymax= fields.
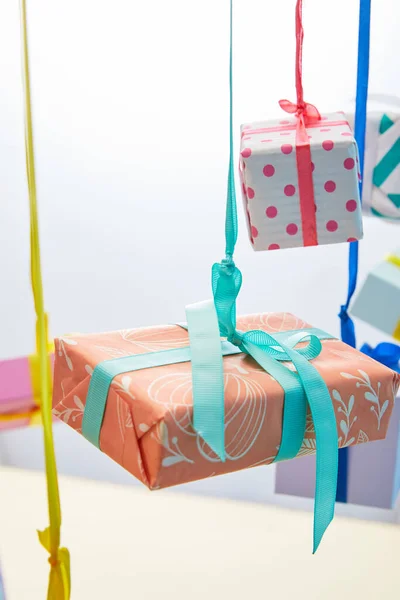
xmin=279 ymin=0 xmax=321 ymax=247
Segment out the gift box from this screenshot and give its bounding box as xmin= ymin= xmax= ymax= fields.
xmin=0 ymin=352 xmax=54 ymax=431
xmin=52 ymin=312 xmax=399 ymax=490
xmin=239 ymin=112 xmax=363 ymax=251
xmin=348 ymin=106 xmax=400 ymax=223
xmin=275 ymin=400 xmax=400 ymax=510
xmin=351 ymin=249 xmax=400 ymax=341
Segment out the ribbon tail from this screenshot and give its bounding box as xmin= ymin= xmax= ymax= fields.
xmin=339 ymin=306 xmax=356 ymax=349
xmin=281 ymin=345 xmax=338 ymax=552
xmin=186 ymin=300 xmax=226 ymax=461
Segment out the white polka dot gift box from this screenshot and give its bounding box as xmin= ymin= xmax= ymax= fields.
xmin=239 ymin=111 xmax=364 ymax=251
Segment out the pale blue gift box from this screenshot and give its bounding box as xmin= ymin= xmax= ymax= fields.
xmin=351 ymin=249 xmax=400 ymax=340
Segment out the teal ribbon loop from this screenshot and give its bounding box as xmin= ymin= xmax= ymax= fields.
xmin=209 ymin=260 xmax=339 ymax=552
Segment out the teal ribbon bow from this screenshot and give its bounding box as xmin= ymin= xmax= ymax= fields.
xmin=371 ymin=114 xmax=400 ymax=218
xmin=207 ymin=257 xmax=339 ymax=552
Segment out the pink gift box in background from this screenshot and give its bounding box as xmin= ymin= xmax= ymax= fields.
xmin=0 ymin=354 xmax=54 ymax=431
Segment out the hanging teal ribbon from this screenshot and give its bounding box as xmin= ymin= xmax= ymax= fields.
xmin=205 ymin=0 xmax=338 ymax=552
xmin=81 ymin=0 xmax=340 ymax=554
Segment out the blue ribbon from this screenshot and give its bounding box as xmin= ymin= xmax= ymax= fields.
xmin=360 ymin=342 xmax=400 ymax=373
xmin=337 ymin=0 xmax=371 ymax=504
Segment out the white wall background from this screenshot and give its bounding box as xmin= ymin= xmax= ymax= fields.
xmin=0 ymin=0 xmax=399 ymax=516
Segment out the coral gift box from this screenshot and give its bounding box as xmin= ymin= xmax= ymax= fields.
xmin=239 ymin=112 xmax=363 ymax=251
xmin=52 ymin=313 xmax=399 ymax=490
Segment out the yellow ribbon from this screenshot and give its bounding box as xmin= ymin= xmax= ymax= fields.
xmin=28 ymin=340 xmax=54 ymax=426
xmin=20 ymin=1 xmax=70 ymax=598
xmin=386 ymin=253 xmax=400 ymax=340
xmin=387 ymin=253 xmax=400 ymax=269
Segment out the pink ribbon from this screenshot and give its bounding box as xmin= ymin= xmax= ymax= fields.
xmin=279 ymin=0 xmax=321 ymax=247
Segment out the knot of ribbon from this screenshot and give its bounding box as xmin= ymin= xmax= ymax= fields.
xmin=213 ymin=260 xmax=323 ymax=361
xmin=212 ymin=260 xmax=323 ymax=364
xmin=38 ymin=526 xmax=71 ymax=600
xmin=338 ymin=304 xmax=356 ymax=350
xmin=360 ymin=342 xmax=400 ymax=373
xmin=279 ymin=99 xmax=321 ymax=125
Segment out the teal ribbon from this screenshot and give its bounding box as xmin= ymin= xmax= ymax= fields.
xmin=186 ymin=300 xmax=226 ymax=461
xmin=209 ymin=0 xmax=338 ymax=551
xmin=210 ymin=260 xmax=338 ymax=552
xmin=82 ymin=0 xmax=339 ymax=554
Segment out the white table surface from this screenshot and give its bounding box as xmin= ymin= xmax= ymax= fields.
xmin=1 ymin=467 xmax=399 ymax=600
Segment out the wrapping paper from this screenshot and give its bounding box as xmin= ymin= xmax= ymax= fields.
xmin=276 ymin=400 xmax=400 ymax=509
xmin=351 ymin=249 xmax=400 ymax=340
xmin=0 ymin=351 xmax=55 ymax=431
xmin=52 ymin=313 xmax=400 ymax=489
xmin=239 ymin=112 xmax=363 ymax=251
xmin=348 ymin=110 xmax=400 ymax=223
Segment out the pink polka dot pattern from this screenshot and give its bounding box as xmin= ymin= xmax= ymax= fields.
xmin=346 ymin=199 xmax=357 ymax=212
xmin=284 ymin=184 xmax=296 ymax=197
xmin=266 ymin=206 xmax=278 ymax=218
xmin=324 ymin=180 xmax=336 ymax=193
xmin=242 ymin=136 xmax=252 ymax=141
xmin=242 ymin=182 xmax=246 ymax=195
xmin=263 ymin=164 xmax=275 ymax=177
xmin=251 ymin=226 xmax=258 ymax=238
xmin=240 ymin=113 xmax=362 ymax=250
xmin=322 ymin=140 xmax=334 ymax=151
xmin=286 ymin=223 xmax=298 ymax=235
xmin=326 ymin=220 xmax=338 ymax=232
xmin=281 ymin=144 xmax=293 ymax=155
xmin=344 ymin=158 xmax=355 ymax=170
